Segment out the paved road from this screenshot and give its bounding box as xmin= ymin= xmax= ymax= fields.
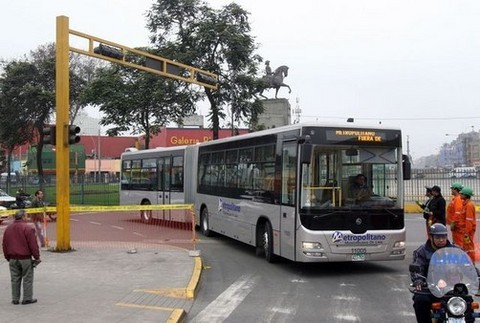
xmin=0 ymin=211 xmax=199 ymax=323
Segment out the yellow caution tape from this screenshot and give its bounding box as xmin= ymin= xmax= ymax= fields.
xmin=0 ymin=204 xmax=194 ymax=218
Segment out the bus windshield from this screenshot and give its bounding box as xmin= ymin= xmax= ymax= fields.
xmin=300 ymin=146 xmax=399 ymax=209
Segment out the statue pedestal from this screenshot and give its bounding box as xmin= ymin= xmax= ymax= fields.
xmin=257 ymin=99 xmax=291 ymax=129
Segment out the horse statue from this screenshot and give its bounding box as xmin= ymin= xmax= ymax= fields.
xmin=255 ymin=65 xmax=292 ymax=99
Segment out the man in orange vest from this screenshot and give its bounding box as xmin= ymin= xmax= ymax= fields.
xmin=447 ymin=182 xmax=464 ymax=246
xmin=458 ymin=187 xmax=476 ymax=261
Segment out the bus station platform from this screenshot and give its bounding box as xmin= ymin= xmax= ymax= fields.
xmin=0 ymin=239 xmax=201 ymax=322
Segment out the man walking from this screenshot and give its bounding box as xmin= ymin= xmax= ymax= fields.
xmin=2 ymin=209 xmax=41 ymax=305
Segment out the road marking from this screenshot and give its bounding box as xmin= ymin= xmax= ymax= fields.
xmin=89 ymin=221 xmax=102 ymax=225
xmin=291 ymin=278 xmax=308 ymax=283
xmin=334 ymin=314 xmax=360 ymax=321
xmin=116 ymin=302 xmax=180 ymax=312
xmin=111 ymin=225 xmax=124 ymax=230
xmin=134 ymin=287 xmax=188 ymax=299
xmin=190 ymin=274 xmax=258 ymax=323
xmin=339 ymin=283 xmax=356 ymax=287
xmin=133 ymin=232 xmax=146 ymax=237
xmin=333 ymin=295 xmax=360 ymax=301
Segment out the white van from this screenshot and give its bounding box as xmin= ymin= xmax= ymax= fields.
xmin=448 ymin=167 xmax=477 ymax=178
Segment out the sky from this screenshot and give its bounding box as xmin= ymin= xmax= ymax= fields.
xmin=2 ymin=0 xmax=480 ymax=160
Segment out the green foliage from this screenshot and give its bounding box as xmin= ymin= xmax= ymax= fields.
xmin=82 ymin=50 xmax=201 ymax=149
xmin=146 ymin=0 xmax=264 ymax=138
xmin=0 ymin=43 xmax=92 ymax=186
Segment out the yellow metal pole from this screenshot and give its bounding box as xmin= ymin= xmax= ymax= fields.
xmin=55 ymin=16 xmax=71 ymax=251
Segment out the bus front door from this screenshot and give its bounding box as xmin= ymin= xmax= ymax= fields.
xmin=280 ymin=141 xmax=297 ymax=260
xmin=158 ymin=157 xmax=172 ymax=221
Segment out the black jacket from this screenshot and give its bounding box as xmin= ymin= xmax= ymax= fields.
xmin=428 ymin=195 xmax=446 ymax=225
xmin=410 ymin=239 xmax=454 ymax=284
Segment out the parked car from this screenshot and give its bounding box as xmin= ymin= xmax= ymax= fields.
xmin=0 ymin=189 xmax=16 ymax=209
xmin=448 ymin=166 xmax=477 ymax=178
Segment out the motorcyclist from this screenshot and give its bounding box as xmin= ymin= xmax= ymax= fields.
xmin=410 ymin=223 xmax=454 ymax=323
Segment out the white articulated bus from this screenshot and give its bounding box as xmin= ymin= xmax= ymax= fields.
xmin=120 ymin=123 xmax=411 ymax=263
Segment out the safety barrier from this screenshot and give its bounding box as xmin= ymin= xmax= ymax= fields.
xmin=0 ymin=204 xmax=197 ymax=251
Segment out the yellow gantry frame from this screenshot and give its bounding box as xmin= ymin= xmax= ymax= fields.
xmin=55 ymin=16 xmax=218 ymax=251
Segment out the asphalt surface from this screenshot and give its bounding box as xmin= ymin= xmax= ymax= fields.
xmin=0 ymin=224 xmax=201 ymax=323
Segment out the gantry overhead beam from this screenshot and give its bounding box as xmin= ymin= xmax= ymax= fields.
xmin=55 ymin=15 xmax=217 ymax=251
xmin=69 ymin=29 xmax=218 ymax=90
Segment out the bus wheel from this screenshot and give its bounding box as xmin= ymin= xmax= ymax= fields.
xmin=201 ymin=208 xmax=213 ymax=237
xmin=140 ymin=201 xmax=152 ymax=224
xmin=262 ymin=221 xmax=278 ymax=263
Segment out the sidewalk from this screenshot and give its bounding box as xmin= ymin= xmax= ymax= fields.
xmin=0 ymin=242 xmax=201 ymax=322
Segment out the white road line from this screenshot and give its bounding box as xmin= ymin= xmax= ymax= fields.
xmin=70 ymin=219 xmax=79 ymax=222
xmin=334 ymin=314 xmax=360 ymax=321
xmin=89 ymin=221 xmax=102 ymax=225
xmin=333 ymin=295 xmax=360 ymax=301
xmin=133 ymin=232 xmax=146 ymax=237
xmin=111 ymin=225 xmax=124 ymax=230
xmin=190 ymin=274 xmax=258 ymax=323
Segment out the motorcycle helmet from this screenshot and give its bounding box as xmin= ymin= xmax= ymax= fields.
xmin=450 ymin=182 xmax=464 ymax=191
xmin=430 ymin=223 xmax=448 ymax=236
xmin=460 ymin=187 xmax=474 ymax=198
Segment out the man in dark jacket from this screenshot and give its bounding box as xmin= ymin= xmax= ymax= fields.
xmin=410 ymin=223 xmax=453 ymax=323
xmin=2 ymin=209 xmax=41 ymax=305
xmin=425 ymin=185 xmax=446 ymax=226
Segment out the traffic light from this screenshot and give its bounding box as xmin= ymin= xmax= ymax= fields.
xmin=196 ymin=72 xmax=218 ymax=87
xmin=93 ymin=43 xmax=124 ymax=60
xmin=42 ymin=126 xmax=56 ymax=145
xmin=68 ymin=125 xmax=81 ymax=145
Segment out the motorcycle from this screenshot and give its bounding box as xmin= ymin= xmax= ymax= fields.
xmin=410 ymin=247 xmax=480 ymax=322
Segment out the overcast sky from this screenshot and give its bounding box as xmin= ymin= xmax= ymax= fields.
xmin=2 ymin=0 xmax=480 ymax=160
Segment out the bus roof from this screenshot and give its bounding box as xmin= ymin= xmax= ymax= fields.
xmin=195 ymin=122 xmax=402 ymax=148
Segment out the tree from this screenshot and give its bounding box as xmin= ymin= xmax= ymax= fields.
xmin=70 ymin=55 xmax=102 ymax=123
xmin=0 ymin=59 xmax=47 ymax=190
xmin=82 ymin=51 xmax=200 ymax=149
xmin=146 ymin=0 xmax=263 ymax=139
xmin=0 ymin=43 xmax=91 ymax=187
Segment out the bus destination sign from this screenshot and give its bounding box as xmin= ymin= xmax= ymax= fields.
xmin=326 ymin=129 xmax=386 ymax=143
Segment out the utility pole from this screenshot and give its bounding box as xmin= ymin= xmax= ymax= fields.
xmin=97 ymin=128 xmax=101 ymax=183
xmin=55 ymin=15 xmax=218 ymax=251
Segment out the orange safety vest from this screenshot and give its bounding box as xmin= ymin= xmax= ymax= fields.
xmin=459 ymin=199 xmax=476 ymax=261
xmin=447 ymin=194 xmax=463 ymax=225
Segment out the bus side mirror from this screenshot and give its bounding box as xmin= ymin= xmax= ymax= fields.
xmin=403 ymin=154 xmax=411 ymax=180
xmin=301 ymin=143 xmax=312 ymax=164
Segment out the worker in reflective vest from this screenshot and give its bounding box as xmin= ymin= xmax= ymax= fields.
xmin=458 ymin=187 xmax=476 ymax=261
xmin=447 ymin=182 xmax=464 ymax=246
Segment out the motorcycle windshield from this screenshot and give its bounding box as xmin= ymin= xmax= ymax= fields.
xmin=427 ymin=247 xmax=479 ymax=298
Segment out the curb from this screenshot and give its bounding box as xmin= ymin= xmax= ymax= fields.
xmin=186 ymin=256 xmax=203 ymax=299
xmin=168 ymin=256 xmax=202 ymax=323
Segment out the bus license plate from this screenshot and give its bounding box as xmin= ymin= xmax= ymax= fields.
xmin=352 ymin=248 xmax=366 ymax=261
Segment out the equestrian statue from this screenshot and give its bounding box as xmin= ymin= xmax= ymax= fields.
xmin=255 ymin=61 xmax=292 ymax=99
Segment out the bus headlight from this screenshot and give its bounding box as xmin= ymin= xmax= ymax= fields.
xmin=393 ymin=241 xmax=405 ymax=248
xmin=302 ymin=241 xmax=322 ymax=249
xmin=447 ymin=297 xmax=467 ymax=316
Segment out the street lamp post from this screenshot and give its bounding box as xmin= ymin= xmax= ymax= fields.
xmin=88 ymin=128 xmax=101 ymax=183
xmin=97 ymin=128 xmax=101 ymax=183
